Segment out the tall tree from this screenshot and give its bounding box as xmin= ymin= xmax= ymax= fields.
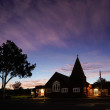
xmin=0 ymin=40 xmax=36 ymax=97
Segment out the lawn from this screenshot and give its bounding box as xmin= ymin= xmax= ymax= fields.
xmin=11 ymin=95 xmax=32 ymax=99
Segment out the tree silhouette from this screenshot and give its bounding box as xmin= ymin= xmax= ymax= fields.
xmin=12 ymin=81 xmax=22 ymax=90
xmin=0 ymin=40 xmax=36 ymax=97
xmin=93 ymin=77 xmax=107 ymax=89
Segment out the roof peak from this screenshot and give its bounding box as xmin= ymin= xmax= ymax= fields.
xmin=70 ymin=56 xmax=85 ymax=78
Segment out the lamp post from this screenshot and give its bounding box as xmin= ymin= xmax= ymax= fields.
xmin=99 ymin=71 xmax=102 ymax=96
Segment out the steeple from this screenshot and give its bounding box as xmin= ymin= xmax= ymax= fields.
xmin=70 ymin=55 xmax=85 ymax=78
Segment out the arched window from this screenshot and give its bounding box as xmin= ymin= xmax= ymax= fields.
xmin=52 ymin=81 xmax=60 ymax=92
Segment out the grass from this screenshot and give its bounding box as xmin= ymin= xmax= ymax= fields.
xmin=11 ymin=95 xmax=32 ymax=99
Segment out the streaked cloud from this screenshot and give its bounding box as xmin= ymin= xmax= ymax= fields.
xmin=21 ymin=79 xmax=47 ymax=88
xmin=83 ymin=62 xmax=106 ymax=71
xmin=0 ymin=0 xmax=110 ymax=52
xmin=86 ymin=70 xmax=110 ymax=79
xmin=53 ymin=61 xmax=110 ymax=78
xmin=5 ymin=79 xmax=48 ymax=89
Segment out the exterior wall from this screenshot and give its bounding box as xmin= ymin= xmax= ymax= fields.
xmin=45 ymin=80 xmax=69 ymax=97
xmin=45 ymin=78 xmax=87 ymax=97
xmin=87 ymin=88 xmax=108 ymax=96
xmin=46 ymin=88 xmax=51 ymax=93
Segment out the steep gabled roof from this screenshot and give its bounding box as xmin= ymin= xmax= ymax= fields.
xmin=56 ymin=72 xmax=69 ymax=84
xmin=70 ymin=56 xmax=85 ymax=78
xmin=45 ymin=72 xmax=69 ymax=87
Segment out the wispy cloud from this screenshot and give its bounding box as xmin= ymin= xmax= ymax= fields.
xmin=0 ymin=0 xmax=110 ymax=52
xmin=83 ymin=62 xmax=106 ymax=71
xmin=52 ymin=64 xmax=73 ymax=74
xmin=86 ymin=70 xmax=110 ymax=79
xmin=21 ymin=79 xmax=47 ymax=88
xmin=52 ymin=61 xmax=110 ymax=78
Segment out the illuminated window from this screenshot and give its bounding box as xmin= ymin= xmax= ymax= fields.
xmin=73 ymin=88 xmax=80 ymax=93
xmin=94 ymin=88 xmax=98 ymax=96
xmin=40 ymin=89 xmax=45 ymax=96
xmin=31 ymin=91 xmax=34 ymax=95
xmin=52 ymin=81 xmax=60 ymax=92
xmin=61 ymin=88 xmax=68 ymax=93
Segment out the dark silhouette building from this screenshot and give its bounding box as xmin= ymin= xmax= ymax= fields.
xmin=35 ymin=56 xmax=87 ymax=97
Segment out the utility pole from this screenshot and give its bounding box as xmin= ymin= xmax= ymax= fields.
xmin=99 ymin=71 xmax=102 ymax=96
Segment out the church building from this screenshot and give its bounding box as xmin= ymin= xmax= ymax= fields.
xmin=34 ymin=56 xmax=88 ymax=97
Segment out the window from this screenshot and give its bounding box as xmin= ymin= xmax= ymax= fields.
xmin=61 ymin=88 xmax=68 ymax=93
xmin=94 ymin=88 xmax=98 ymax=96
xmin=90 ymin=89 xmax=92 ymax=94
xmin=52 ymin=81 xmax=60 ymax=92
xmin=46 ymin=88 xmax=51 ymax=93
xmin=36 ymin=89 xmax=45 ymax=96
xmin=40 ymin=89 xmax=45 ymax=96
xmin=73 ymin=88 xmax=80 ymax=93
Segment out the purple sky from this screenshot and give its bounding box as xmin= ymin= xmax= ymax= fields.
xmin=0 ymin=0 xmax=110 ymax=89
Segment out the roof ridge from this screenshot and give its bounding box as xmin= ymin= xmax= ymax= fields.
xmin=55 ymin=72 xmax=69 ymax=78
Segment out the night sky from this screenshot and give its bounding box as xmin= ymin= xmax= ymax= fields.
xmin=0 ymin=0 xmax=110 ymax=89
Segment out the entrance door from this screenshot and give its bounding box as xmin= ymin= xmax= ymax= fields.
xmin=40 ymin=89 xmax=45 ymax=96
xmin=94 ymin=89 xmax=98 ymax=96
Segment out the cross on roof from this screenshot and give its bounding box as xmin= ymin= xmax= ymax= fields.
xmin=77 ymin=54 xmax=79 ymax=57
